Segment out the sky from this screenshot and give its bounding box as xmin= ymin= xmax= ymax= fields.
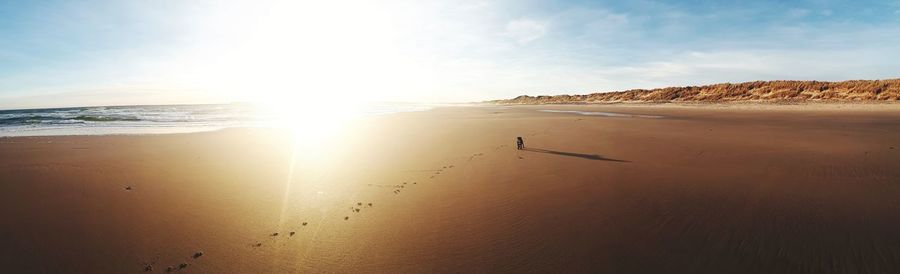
xmin=1 ymin=0 xmax=900 ymax=109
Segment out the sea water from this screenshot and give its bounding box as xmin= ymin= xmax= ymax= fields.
xmin=0 ymin=103 xmax=432 ymax=137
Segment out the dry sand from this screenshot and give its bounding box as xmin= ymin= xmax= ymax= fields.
xmin=2 ymin=105 xmax=900 ymax=273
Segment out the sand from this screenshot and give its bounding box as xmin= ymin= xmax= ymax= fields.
xmin=2 ymin=105 xmax=900 ymax=273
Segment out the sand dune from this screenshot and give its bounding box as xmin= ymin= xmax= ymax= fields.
xmin=490 ymin=79 xmax=900 ymax=103
xmin=2 ymin=105 xmax=900 ymax=273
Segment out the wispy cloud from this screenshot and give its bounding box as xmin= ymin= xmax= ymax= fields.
xmin=787 ymin=8 xmax=811 ymax=18
xmin=504 ymin=19 xmax=548 ymax=43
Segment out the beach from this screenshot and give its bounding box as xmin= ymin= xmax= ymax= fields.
xmin=2 ymin=104 xmax=900 ymax=273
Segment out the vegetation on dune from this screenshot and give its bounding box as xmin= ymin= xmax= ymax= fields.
xmin=489 ymin=79 xmax=900 ymax=104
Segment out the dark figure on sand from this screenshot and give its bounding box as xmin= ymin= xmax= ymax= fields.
xmin=516 ymin=137 xmax=525 ymax=150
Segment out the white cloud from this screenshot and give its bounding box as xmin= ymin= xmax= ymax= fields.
xmin=455 ymin=1 xmax=490 ymax=11
xmin=787 ymin=8 xmax=811 ymax=18
xmin=549 ymin=8 xmax=630 ymax=40
xmin=504 ymin=19 xmax=548 ymax=43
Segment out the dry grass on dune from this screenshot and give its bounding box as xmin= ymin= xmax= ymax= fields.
xmin=491 ymin=79 xmax=900 ymax=104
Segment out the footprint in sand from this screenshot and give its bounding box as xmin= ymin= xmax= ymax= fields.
xmin=156 ymin=251 xmax=204 ymax=272
xmin=141 ymin=254 xmax=161 ymax=272
xmin=468 ymin=153 xmax=484 ymax=161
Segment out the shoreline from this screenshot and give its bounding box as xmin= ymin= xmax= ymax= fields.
xmin=4 ymin=102 xmax=898 ymax=137
xmin=3 ymin=101 xmax=897 ymax=138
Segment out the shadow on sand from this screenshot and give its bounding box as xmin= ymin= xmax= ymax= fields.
xmin=523 ymin=147 xmax=629 ymax=162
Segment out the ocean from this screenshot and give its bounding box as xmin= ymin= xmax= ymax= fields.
xmin=0 ymin=103 xmax=432 ymax=137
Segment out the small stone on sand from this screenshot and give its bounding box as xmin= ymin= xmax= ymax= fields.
xmin=344 ymin=216 xmax=349 ymax=220
xmin=302 ymin=222 xmax=308 ymax=226
xmin=193 ymin=251 xmax=204 ymax=259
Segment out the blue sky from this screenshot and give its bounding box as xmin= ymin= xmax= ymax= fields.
xmin=1 ymin=0 xmax=899 ymax=109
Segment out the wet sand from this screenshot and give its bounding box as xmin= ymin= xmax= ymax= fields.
xmin=2 ymin=105 xmax=900 ymax=273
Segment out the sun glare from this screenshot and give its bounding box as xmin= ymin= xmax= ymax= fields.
xmin=263 ymin=98 xmax=361 ymax=146
xmin=179 ymin=0 xmax=410 ymax=147
xmin=177 ymin=0 xmax=423 ymax=103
